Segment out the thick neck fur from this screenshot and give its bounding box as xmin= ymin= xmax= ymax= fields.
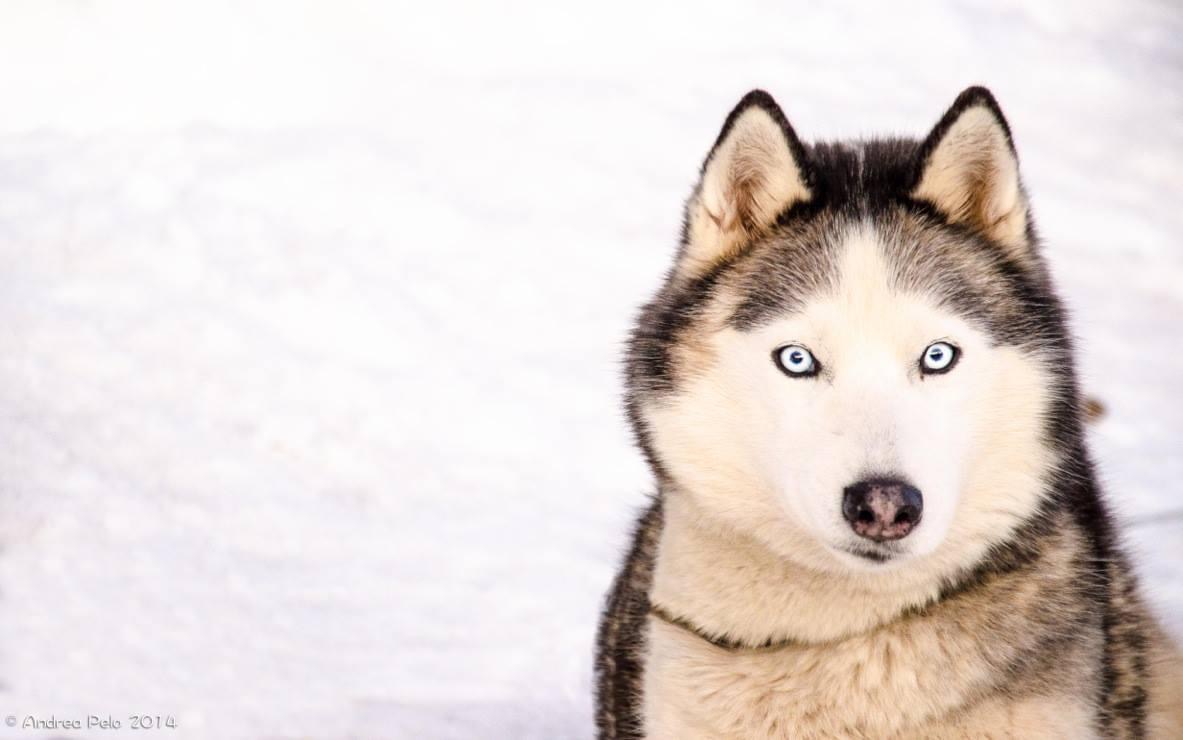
xmin=651 ymin=490 xmax=956 ymax=646
xmin=641 ymin=490 xmax=1113 ymax=739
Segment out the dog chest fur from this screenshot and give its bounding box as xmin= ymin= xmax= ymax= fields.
xmin=641 ymin=498 xmax=1103 ymax=739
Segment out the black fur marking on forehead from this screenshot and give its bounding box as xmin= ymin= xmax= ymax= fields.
xmin=808 ymin=138 xmax=921 ymax=213
xmin=724 ymin=139 xmax=1058 ymax=349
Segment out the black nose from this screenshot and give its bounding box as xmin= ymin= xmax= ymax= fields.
xmin=842 ymin=479 xmax=923 ymax=542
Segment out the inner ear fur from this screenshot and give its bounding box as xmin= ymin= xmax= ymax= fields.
xmin=912 ymin=86 xmax=1031 ymax=259
xmin=680 ymin=90 xmax=812 ymax=278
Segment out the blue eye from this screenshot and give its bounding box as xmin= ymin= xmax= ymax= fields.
xmin=921 ymin=341 xmax=959 ymax=374
xmin=774 ymin=345 xmax=819 ymax=377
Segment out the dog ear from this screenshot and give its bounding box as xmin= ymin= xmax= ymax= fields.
xmin=679 ymin=90 xmax=812 ymax=277
xmin=913 ymin=87 xmax=1030 ymax=258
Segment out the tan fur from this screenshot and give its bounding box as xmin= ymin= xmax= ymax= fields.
xmin=913 ymin=106 xmax=1029 ymax=262
xmin=644 ymin=492 xmax=1136 ymax=738
xmin=644 ymin=501 xmax=1104 ymax=738
xmin=1083 ymin=396 xmax=1107 ymax=423
xmin=649 ymin=495 xmax=943 ymax=646
xmin=911 ymin=695 xmax=1101 ymax=739
xmin=682 ymin=106 xmax=811 ymax=278
xmin=1147 ymin=629 xmax=1183 ymax=738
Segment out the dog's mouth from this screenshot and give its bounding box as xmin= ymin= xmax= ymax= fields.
xmin=839 ymin=542 xmax=901 ymax=564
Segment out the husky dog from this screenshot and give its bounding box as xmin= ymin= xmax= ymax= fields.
xmin=594 ymin=88 xmax=1183 ymax=739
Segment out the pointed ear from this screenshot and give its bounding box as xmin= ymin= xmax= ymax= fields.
xmin=680 ymin=90 xmax=812 ymax=277
xmin=913 ymin=87 xmax=1030 ymax=258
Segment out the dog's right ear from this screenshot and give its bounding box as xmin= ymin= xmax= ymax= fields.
xmin=679 ymin=90 xmax=812 ymax=278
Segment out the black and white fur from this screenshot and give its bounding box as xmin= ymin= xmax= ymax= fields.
xmin=595 ymin=87 xmax=1183 ymax=739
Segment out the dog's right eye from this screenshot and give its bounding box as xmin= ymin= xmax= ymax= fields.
xmin=920 ymin=341 xmax=960 ymax=375
xmin=773 ymin=345 xmax=819 ymax=378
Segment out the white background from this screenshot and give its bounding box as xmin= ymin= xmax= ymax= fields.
xmin=0 ymin=1 xmax=1179 ymax=738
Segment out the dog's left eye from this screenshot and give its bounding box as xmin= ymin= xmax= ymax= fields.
xmin=921 ymin=341 xmax=959 ymax=374
xmin=773 ymin=345 xmax=819 ymax=378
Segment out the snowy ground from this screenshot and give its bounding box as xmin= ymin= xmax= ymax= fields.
xmin=0 ymin=1 xmax=1179 ymax=738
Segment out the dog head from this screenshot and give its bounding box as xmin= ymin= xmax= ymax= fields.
xmin=628 ymin=88 xmax=1082 ymax=578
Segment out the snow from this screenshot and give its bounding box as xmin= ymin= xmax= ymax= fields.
xmin=0 ymin=1 xmax=1179 ymax=738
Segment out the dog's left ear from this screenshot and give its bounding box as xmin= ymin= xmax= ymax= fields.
xmin=913 ymin=87 xmax=1030 ymax=258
